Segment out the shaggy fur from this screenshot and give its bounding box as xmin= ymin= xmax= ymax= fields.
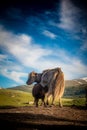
xmin=26 ymin=67 xmax=65 ymax=107
xmin=32 ymin=83 xmax=48 ymax=107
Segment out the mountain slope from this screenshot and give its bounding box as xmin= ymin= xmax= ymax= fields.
xmin=64 ymin=77 xmax=87 ymax=97
xmin=8 ymin=77 xmax=87 ymax=91
xmin=7 ymin=77 xmax=87 ymax=97
xmin=8 ymin=85 xmax=33 ymax=93
xmin=65 ymin=77 xmax=87 ymax=87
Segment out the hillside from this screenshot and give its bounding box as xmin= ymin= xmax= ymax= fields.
xmin=64 ymin=77 xmax=87 ymax=97
xmin=7 ymin=77 xmax=87 ymax=98
xmin=0 ymin=89 xmax=33 ymax=107
xmin=65 ymin=77 xmax=87 ymax=87
xmin=8 ymin=84 xmax=33 ymax=93
xmin=64 ymin=84 xmax=86 ymax=97
xmin=0 ymin=88 xmax=86 ymax=107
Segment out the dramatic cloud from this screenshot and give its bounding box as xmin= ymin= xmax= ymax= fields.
xmin=0 ymin=26 xmax=52 ymax=66
xmin=81 ymin=39 xmax=87 ymax=51
xmin=0 ymin=69 xmax=27 ymax=83
xmin=0 ymin=53 xmax=26 ymax=83
xmin=0 ymin=54 xmax=8 ymax=61
xmin=0 ymin=26 xmax=52 ymax=83
xmin=0 ymin=25 xmax=87 ymax=84
xmin=58 ymin=0 xmax=81 ymax=31
xmin=42 ymin=30 xmax=57 ymax=39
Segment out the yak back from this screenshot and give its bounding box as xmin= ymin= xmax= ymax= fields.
xmin=40 ymin=67 xmax=61 ymax=88
xmin=40 ymin=67 xmax=65 ymax=99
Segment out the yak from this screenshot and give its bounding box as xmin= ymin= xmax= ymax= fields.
xmin=32 ymin=83 xmax=48 ymax=107
xmin=26 ymin=67 xmax=65 ymax=107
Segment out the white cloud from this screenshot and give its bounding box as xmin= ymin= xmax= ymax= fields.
xmin=0 ymin=26 xmax=52 ymax=82
xmin=0 ymin=53 xmax=23 ymax=71
xmin=42 ymin=30 xmax=57 ymax=39
xmin=62 ymin=59 xmax=87 ymax=80
xmin=58 ymin=0 xmax=81 ymax=31
xmin=49 ymin=0 xmax=81 ymax=33
xmin=0 ymin=53 xmax=27 ymax=83
xmin=0 ymin=25 xmax=87 ymax=84
xmin=38 ymin=51 xmax=87 ymax=80
xmin=0 ymin=26 xmax=51 ymax=66
xmin=0 ymin=54 xmax=8 ymax=61
xmin=0 ymin=68 xmax=27 ymax=83
xmin=80 ymin=40 xmax=87 ymax=51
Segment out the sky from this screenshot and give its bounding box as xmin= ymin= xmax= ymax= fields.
xmin=0 ymin=0 xmax=87 ymax=88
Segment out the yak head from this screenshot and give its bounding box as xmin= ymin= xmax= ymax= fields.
xmin=26 ymin=71 xmax=37 ymax=85
xmin=26 ymin=71 xmax=42 ymax=85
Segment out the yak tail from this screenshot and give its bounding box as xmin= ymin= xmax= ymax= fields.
xmin=54 ymin=68 xmax=65 ymax=100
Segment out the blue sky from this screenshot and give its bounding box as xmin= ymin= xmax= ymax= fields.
xmin=0 ymin=0 xmax=87 ymax=88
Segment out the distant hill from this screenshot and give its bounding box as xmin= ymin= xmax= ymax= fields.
xmin=65 ymin=77 xmax=87 ymax=87
xmin=7 ymin=77 xmax=87 ymax=98
xmin=64 ymin=77 xmax=87 ymax=97
xmin=8 ymin=85 xmax=33 ymax=93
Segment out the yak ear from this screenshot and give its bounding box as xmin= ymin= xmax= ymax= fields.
xmin=32 ymin=71 xmax=37 ymax=76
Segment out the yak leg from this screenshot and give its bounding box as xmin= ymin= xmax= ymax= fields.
xmin=41 ymin=97 xmax=46 ymax=107
xmin=45 ymin=92 xmax=51 ymax=105
xmin=33 ymin=98 xmax=36 ymax=105
xmin=35 ymin=98 xmax=39 ymax=107
xmin=51 ymin=94 xmax=54 ymax=105
xmin=59 ymin=97 xmax=62 ymax=107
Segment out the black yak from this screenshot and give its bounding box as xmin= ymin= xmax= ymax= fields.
xmin=32 ymin=83 xmax=48 ymax=107
xmin=26 ymin=67 xmax=65 ymax=107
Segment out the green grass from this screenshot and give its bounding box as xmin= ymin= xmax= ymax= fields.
xmin=45 ymin=96 xmax=86 ymax=107
xmin=61 ymin=97 xmax=86 ymax=106
xmin=0 ymin=89 xmax=86 ymax=107
xmin=0 ymin=89 xmax=33 ymax=107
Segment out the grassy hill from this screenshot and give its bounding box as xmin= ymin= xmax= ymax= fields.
xmin=64 ymin=78 xmax=87 ymax=97
xmin=0 ymin=89 xmax=33 ymax=107
xmin=1 ymin=77 xmax=86 ymax=107
xmin=64 ymin=84 xmax=86 ymax=98
xmin=0 ymin=88 xmax=86 ymax=107
xmin=8 ymin=85 xmax=33 ymax=93
xmin=8 ymin=81 xmax=87 ymax=98
xmin=10 ymin=81 xmax=86 ymax=97
xmin=65 ymin=79 xmax=87 ymax=87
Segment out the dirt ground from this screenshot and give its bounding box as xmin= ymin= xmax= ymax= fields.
xmin=0 ymin=105 xmax=87 ymax=129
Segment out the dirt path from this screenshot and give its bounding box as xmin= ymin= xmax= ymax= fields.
xmin=0 ymin=106 xmax=87 ymax=129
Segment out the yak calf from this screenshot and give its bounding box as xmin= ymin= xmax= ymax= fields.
xmin=32 ymin=83 xmax=48 ymax=107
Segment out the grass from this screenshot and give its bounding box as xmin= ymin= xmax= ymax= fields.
xmin=0 ymin=89 xmax=86 ymax=107
xmin=46 ymin=96 xmax=86 ymax=107
xmin=61 ymin=97 xmax=86 ymax=106
xmin=0 ymin=89 xmax=33 ymax=107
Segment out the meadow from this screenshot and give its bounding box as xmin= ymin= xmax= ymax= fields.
xmin=0 ymin=88 xmax=86 ymax=107
xmin=0 ymin=88 xmax=87 ymax=129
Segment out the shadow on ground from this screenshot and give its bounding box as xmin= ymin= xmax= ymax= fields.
xmin=0 ymin=112 xmax=87 ymax=130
